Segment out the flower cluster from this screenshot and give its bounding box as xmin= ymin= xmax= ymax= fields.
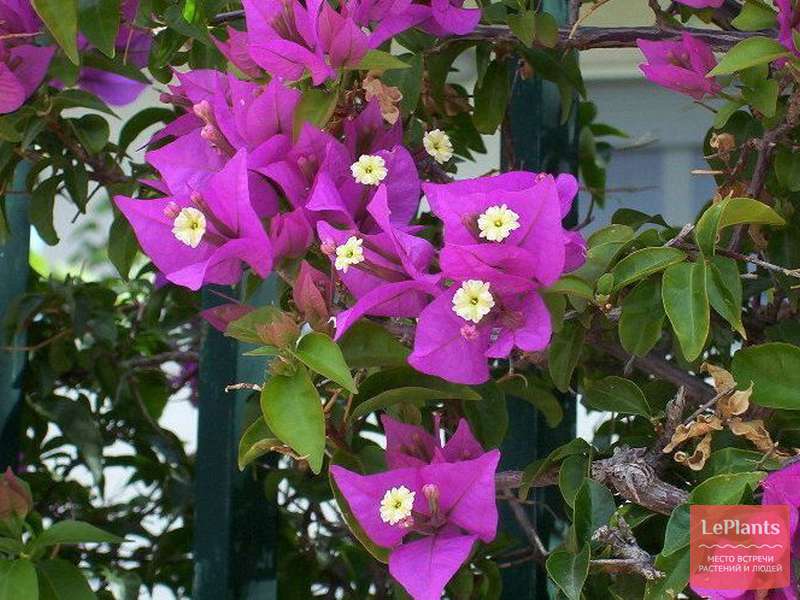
xmin=332 ymin=416 xmax=499 ymax=600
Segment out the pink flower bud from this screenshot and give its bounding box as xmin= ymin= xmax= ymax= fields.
xmin=422 ymin=483 xmax=440 ymax=514
xmin=192 ymin=100 xmax=214 ymax=124
xmin=0 ymin=469 xmax=32 ymax=520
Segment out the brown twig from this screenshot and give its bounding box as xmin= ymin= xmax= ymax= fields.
xmin=504 ymin=494 xmax=548 ymax=563
xmin=592 ymin=517 xmax=663 ymax=580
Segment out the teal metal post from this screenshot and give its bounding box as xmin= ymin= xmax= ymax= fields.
xmin=500 ymin=1 xmax=579 ymax=597
xmin=193 ymin=280 xmax=279 ymax=599
xmin=0 ymin=163 xmax=30 ymax=471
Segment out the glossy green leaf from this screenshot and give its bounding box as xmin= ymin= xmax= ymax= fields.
xmin=350 ymin=386 xmax=476 ymax=421
xmin=473 ymin=60 xmax=509 ymax=134
xmin=381 ymin=54 xmax=423 ymax=113
xmin=292 ymin=332 xmax=357 ymax=393
xmin=546 ymin=544 xmax=590 ymax=600
xmin=573 ymin=478 xmax=616 ymax=544
xmin=583 ymin=376 xmax=652 ymax=417
xmin=662 ymin=504 xmax=690 ymax=556
xmin=73 ymin=115 xmax=110 ymax=155
xmin=107 ymin=213 xmax=138 ymax=280
xmin=117 ymin=108 xmax=174 ymax=157
xmin=548 ymin=321 xmax=585 ymax=392
xmin=731 ymin=1 xmax=777 ymax=31
xmin=79 ymin=0 xmax=121 ymax=57
xmin=36 ymin=559 xmax=94 ymax=600
xmin=610 ymin=247 xmax=686 ymax=291
xmin=559 ymin=454 xmax=589 ymax=509
xmin=0 ymin=559 xmax=38 ymax=600
xmin=33 ymin=521 xmax=123 ymax=551
xmin=238 ymin=417 xmax=281 ymax=470
xmin=643 ymin=546 xmax=690 ymax=600
xmin=731 ymin=342 xmax=800 ymax=409
xmin=225 ymin=306 xmax=284 ymax=344
xmin=619 ymin=276 xmax=664 ymax=357
xmin=352 ymin=50 xmax=409 ymax=71
xmin=662 ymin=261 xmax=709 ymax=361
xmin=689 ymin=472 xmax=766 ymax=504
xmin=32 ymin=0 xmax=79 ymax=64
xmin=498 ymin=375 xmax=563 ymax=428
xmin=706 ymin=255 xmax=745 ymax=338
xmin=293 ymin=87 xmax=339 ymax=138
xmin=547 ymin=275 xmax=594 ymax=300
xmin=29 ymin=178 xmax=59 ymax=246
xmin=702 ymin=448 xmax=781 ymax=477
xmin=695 ymin=197 xmax=785 ymax=255
xmin=709 ymin=37 xmax=790 ymax=76
xmin=260 ymin=366 xmax=325 ymax=473
xmin=338 ymin=320 xmax=409 ymax=369
xmin=508 ymin=10 xmax=535 ymax=46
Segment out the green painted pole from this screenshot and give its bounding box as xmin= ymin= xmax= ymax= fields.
xmin=500 ymin=1 xmax=579 ymax=597
xmin=0 ymin=163 xmax=31 ymax=471
xmin=193 ymin=279 xmax=279 ymax=599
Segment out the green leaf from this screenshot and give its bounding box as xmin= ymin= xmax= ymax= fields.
xmin=260 ymin=366 xmax=325 ymax=473
xmin=498 ymin=375 xmax=563 ymax=428
xmin=473 ymin=60 xmax=509 ymax=134
xmin=775 ymin=147 xmax=800 ymax=192
xmin=29 ymin=178 xmax=60 ymax=246
xmin=547 ymin=275 xmax=595 ymax=301
xmin=559 ymin=454 xmax=589 ymax=509
xmin=381 ymin=54 xmax=423 ymax=113
xmin=351 ymin=50 xmax=410 ymax=71
xmin=508 ymin=10 xmax=535 ymax=46
xmin=337 ymin=320 xmax=409 ymax=369
xmin=546 ymin=544 xmax=590 ymax=600
xmin=583 ymin=376 xmax=652 ymax=417
xmin=36 ymin=559 xmax=94 ymax=600
xmin=695 ymin=197 xmax=785 ymax=255
xmin=79 ymin=0 xmax=121 ymax=58
xmin=548 ymin=321 xmax=584 ymax=392
xmin=50 ymin=90 xmax=115 ymax=116
xmin=731 ymin=342 xmax=800 ymax=409
xmin=573 ymin=478 xmax=616 ymax=545
xmin=293 ymin=87 xmax=339 ymax=137
xmin=33 ymin=521 xmax=123 ymax=551
xmin=81 ymin=51 xmax=150 ymax=84
xmin=743 ymin=78 xmax=778 ymax=117
xmin=225 ymin=306 xmax=284 ymax=344
xmin=706 ymin=256 xmax=745 ymax=337
xmin=291 ymin=332 xmax=357 ymax=393
xmin=610 ymin=247 xmax=686 ymax=291
xmin=463 ymin=382 xmax=508 ymax=448
xmin=238 ymin=417 xmax=281 ymax=471
xmin=662 ymin=261 xmax=709 ymax=361
xmin=643 ymin=547 xmax=690 ymax=600
xmin=0 ymin=559 xmax=38 ymax=600
xmin=689 ymin=471 xmax=766 ymax=504
xmin=713 ymin=99 xmax=745 ymax=129
xmin=534 ymin=12 xmax=559 ymax=48
xmin=33 ymin=397 xmax=103 ymax=481
xmin=72 ymin=115 xmax=110 ymax=154
xmin=350 ymin=386 xmax=475 ymax=421
xmin=709 ymin=37 xmax=790 ymax=76
xmin=662 ymin=504 xmax=690 ymax=556
xmin=117 ymin=108 xmax=174 ymax=157
xmin=619 ymin=276 xmax=665 ymax=357
xmin=329 ymin=451 xmax=390 ymax=563
xmin=731 ymin=1 xmax=777 ymax=31
xmin=702 ymin=448 xmax=781 ymax=477
xmin=32 ymin=0 xmax=79 ymax=64
xmin=107 ymin=213 xmax=138 ymax=280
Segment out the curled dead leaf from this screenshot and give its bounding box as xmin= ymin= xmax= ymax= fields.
xmin=663 ymin=416 xmax=723 ymax=453
xmin=685 ymin=434 xmax=713 ymax=471
xmin=701 ymin=362 xmax=735 ymax=393
xmin=717 ymin=385 xmax=751 ymax=419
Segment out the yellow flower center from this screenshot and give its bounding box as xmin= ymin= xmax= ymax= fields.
xmin=172 ymin=207 xmax=207 ymax=248
xmin=379 ymin=486 xmax=416 ymax=525
xmin=350 ymin=154 xmax=388 ymax=185
xmin=334 ymin=236 xmax=365 ymax=273
xmin=452 ymin=280 xmax=495 ymax=323
xmin=477 ymin=204 xmax=520 ymax=242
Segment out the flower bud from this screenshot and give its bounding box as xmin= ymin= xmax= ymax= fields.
xmin=0 ymin=469 xmax=32 ymax=520
xmin=422 ymin=483 xmax=440 ymax=515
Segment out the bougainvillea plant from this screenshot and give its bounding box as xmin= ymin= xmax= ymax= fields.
xmin=3 ymin=0 xmax=800 ymax=598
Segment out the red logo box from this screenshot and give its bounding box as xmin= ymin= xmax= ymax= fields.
xmin=690 ymin=505 xmax=790 ymax=591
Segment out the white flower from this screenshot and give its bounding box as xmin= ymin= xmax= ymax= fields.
xmin=379 ymin=486 xmax=416 ymax=525
xmin=350 ymin=154 xmax=388 ymax=185
xmin=452 ymin=280 xmax=495 ymax=324
xmin=423 ymin=129 xmax=453 ymax=164
xmin=477 ymin=204 xmax=520 ymax=242
xmin=171 ymin=207 xmax=207 ymax=248
xmin=334 ymin=236 xmax=365 ymax=272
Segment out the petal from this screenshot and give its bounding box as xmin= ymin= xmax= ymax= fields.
xmin=389 ymin=532 xmax=477 ymax=600
xmin=421 ymin=450 xmax=500 ymax=541
xmin=381 ymin=414 xmax=437 ymax=469
xmin=440 ymin=419 xmax=484 ymax=463
xmin=0 ymin=62 xmax=25 ymax=114
xmin=330 ymin=465 xmax=422 ymax=548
